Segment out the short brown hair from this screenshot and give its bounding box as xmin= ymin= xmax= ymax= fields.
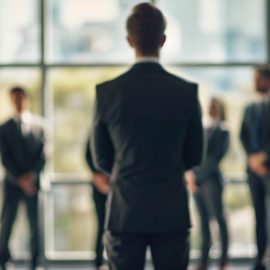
xmin=210 ymin=97 xmax=227 ymax=122
xmin=126 ymin=3 xmax=166 ymax=54
xmin=10 ymin=86 xmax=27 ymax=97
xmin=255 ymin=65 xmax=270 ymax=79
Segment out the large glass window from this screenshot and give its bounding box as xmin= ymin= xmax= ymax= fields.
xmin=0 ymin=0 xmax=268 ymax=261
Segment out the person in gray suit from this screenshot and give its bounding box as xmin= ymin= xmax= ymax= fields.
xmin=91 ymin=3 xmax=204 ymax=270
xmin=0 ymin=87 xmax=46 ymax=270
xmin=240 ymin=66 xmax=270 ymax=270
xmin=186 ymin=98 xmax=229 ymax=270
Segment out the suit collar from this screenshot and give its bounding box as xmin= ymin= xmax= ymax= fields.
xmin=136 ymin=56 xmax=159 ymax=64
xmin=130 ymin=62 xmax=164 ymax=72
xmin=13 ymin=111 xmax=32 ymax=124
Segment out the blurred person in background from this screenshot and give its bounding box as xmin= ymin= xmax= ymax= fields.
xmin=85 ymin=137 xmax=109 ymax=270
xmin=185 ymin=97 xmax=230 ymax=270
xmin=91 ymin=3 xmax=203 ymax=270
xmin=0 ymin=87 xmax=46 ymax=270
xmin=240 ymin=66 xmax=270 ymax=270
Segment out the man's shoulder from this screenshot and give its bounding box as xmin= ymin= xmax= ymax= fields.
xmin=163 ymin=70 xmax=198 ymax=89
xmin=96 ymin=67 xmax=198 ymax=94
xmin=0 ymin=119 xmax=15 ymax=141
xmin=244 ymin=103 xmax=256 ymax=113
xmin=0 ymin=118 xmax=14 ymax=130
xmin=96 ymin=69 xmax=131 ymax=92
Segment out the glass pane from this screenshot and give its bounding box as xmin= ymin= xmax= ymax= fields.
xmin=0 ymin=69 xmax=41 ymax=258
xmin=224 ymin=183 xmax=255 ymax=257
xmin=46 ymin=183 xmax=96 ymax=257
xmin=48 ymin=67 xmax=126 ymax=174
xmin=47 ymin=0 xmax=149 ymax=63
xmin=0 ymin=0 xmax=40 ymax=63
xmin=157 ymin=0 xmax=266 ymax=63
xmin=168 ymin=66 xmax=254 ymax=178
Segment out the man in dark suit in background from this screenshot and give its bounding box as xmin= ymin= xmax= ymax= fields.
xmin=85 ymin=138 xmax=109 ymax=270
xmin=240 ymin=67 xmax=270 ymax=270
xmin=0 ymin=87 xmax=46 ymax=270
xmin=91 ymin=3 xmax=203 ymax=270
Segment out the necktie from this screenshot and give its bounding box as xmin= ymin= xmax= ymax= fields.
xmin=16 ymin=118 xmax=23 ymax=135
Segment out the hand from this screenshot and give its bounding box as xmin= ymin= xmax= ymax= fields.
xmin=93 ymin=173 xmax=110 ymax=194
xmin=248 ymin=152 xmax=269 ymax=177
xmin=18 ymin=172 xmax=37 ymax=196
xmin=185 ymin=170 xmax=198 ymax=193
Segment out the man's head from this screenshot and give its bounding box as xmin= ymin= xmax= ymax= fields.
xmin=254 ymin=66 xmax=270 ymax=95
xmin=126 ymin=3 xmax=166 ymax=57
xmin=9 ymin=86 xmax=30 ymax=114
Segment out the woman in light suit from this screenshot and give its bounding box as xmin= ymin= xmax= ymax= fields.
xmin=186 ymin=97 xmax=230 ymax=270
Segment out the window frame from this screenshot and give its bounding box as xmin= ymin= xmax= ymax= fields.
xmin=0 ymin=0 xmax=269 ymax=262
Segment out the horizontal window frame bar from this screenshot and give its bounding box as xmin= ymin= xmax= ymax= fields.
xmin=0 ymin=175 xmax=248 ymax=186
xmin=44 ymin=177 xmax=247 ymax=186
xmin=0 ymin=62 xmax=268 ymax=68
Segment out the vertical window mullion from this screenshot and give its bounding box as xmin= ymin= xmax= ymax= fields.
xmin=267 ymin=0 xmax=270 ymax=64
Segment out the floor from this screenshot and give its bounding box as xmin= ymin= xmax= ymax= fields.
xmin=6 ymin=263 xmax=252 ymax=270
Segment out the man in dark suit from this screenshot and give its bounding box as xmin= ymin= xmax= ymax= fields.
xmin=240 ymin=66 xmax=270 ymax=270
xmin=90 ymin=3 xmax=203 ymax=270
xmin=85 ymin=138 xmax=109 ymax=270
xmin=0 ymin=87 xmax=46 ymax=270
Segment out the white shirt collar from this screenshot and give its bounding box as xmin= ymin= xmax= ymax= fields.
xmin=255 ymin=93 xmax=270 ymax=103
xmin=14 ymin=111 xmax=32 ymax=123
xmin=205 ymin=118 xmax=220 ymax=128
xmin=136 ymin=56 xmax=160 ymax=64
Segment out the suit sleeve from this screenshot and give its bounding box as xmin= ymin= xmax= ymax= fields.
xmin=31 ymin=128 xmax=46 ymax=175
xmin=0 ymin=126 xmax=19 ymax=184
xmin=193 ymin=129 xmax=229 ymax=184
xmin=263 ymin=107 xmax=270 ymax=167
xmin=85 ymin=137 xmax=98 ymax=173
xmin=183 ymin=86 xmax=204 ymax=170
xmin=90 ymin=89 xmax=115 ymax=176
xmin=264 ymin=146 xmax=270 ymax=169
xmin=240 ymin=107 xmax=252 ymax=154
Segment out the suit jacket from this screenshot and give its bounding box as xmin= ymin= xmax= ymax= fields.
xmin=85 ymin=138 xmax=98 ymax=174
xmin=193 ymin=123 xmax=229 ymax=186
xmin=91 ymin=62 xmax=203 ymax=233
xmin=0 ymin=115 xmax=46 ymax=187
xmin=240 ymin=101 xmax=270 ymax=170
